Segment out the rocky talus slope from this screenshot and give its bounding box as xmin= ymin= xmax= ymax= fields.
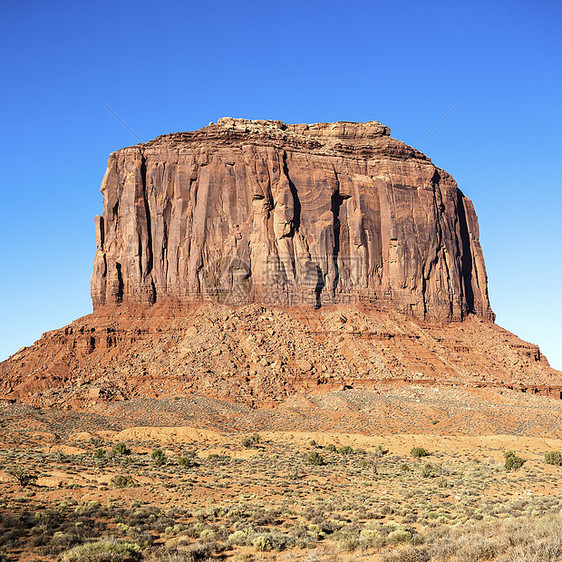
xmin=0 ymin=303 xmax=560 ymax=409
xmin=1 ymin=119 xmax=560 ymax=410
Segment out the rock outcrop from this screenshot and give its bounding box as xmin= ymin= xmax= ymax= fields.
xmin=91 ymin=118 xmax=493 ymax=322
xmin=2 ymin=118 xmax=561 ymax=411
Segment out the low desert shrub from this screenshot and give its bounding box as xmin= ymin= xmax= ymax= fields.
xmin=112 ymin=443 xmax=131 ymax=456
xmin=544 ymin=451 xmax=562 ymax=466
xmin=151 ymin=448 xmax=167 ymax=466
xmin=359 ymin=528 xmax=386 ymax=548
xmin=143 ymin=543 xmax=216 ymax=562
xmin=379 ymin=545 xmax=431 ymax=562
xmin=421 ymin=463 xmax=435 ymax=478
xmin=325 ymin=443 xmax=337 ymax=452
xmin=307 ymin=451 xmax=326 ymax=466
xmin=93 ymin=449 xmax=105 ymax=459
xmin=186 ymin=540 xmax=220 ymax=560
xmin=242 ymin=433 xmax=261 ymax=448
xmin=227 ymin=528 xmax=255 ymax=547
xmin=387 ymin=529 xmax=412 ymax=544
xmin=110 ymin=474 xmax=135 ymax=489
xmin=7 ymin=468 xmax=38 ymax=488
xmin=59 ymin=540 xmax=142 ymax=561
xmin=251 ymin=532 xmax=295 ymax=552
xmin=339 ymin=445 xmax=354 ymax=455
xmin=50 ymin=531 xmax=81 ymax=550
xmin=496 ymin=539 xmax=562 ymax=562
xmin=335 ymin=524 xmax=363 ymax=551
xmin=178 ymin=451 xmax=197 ymax=468
xmin=410 ymin=447 xmax=429 ymax=459
xmin=504 ymin=451 xmax=525 ymax=471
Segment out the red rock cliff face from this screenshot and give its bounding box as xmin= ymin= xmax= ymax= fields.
xmin=91 ymin=118 xmax=493 ymax=322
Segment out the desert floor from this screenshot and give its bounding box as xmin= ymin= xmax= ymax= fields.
xmin=1 ymin=390 xmax=561 ymax=561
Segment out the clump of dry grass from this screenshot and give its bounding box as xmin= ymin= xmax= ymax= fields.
xmin=423 ymin=513 xmax=562 ymax=562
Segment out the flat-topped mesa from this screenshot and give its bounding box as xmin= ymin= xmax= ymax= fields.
xmin=138 ymin=118 xmax=424 ymax=161
xmin=91 ymin=118 xmax=494 ymax=322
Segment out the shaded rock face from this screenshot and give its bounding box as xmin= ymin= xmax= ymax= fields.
xmin=91 ymin=118 xmax=493 ymax=322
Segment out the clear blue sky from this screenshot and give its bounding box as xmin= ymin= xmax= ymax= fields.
xmin=1 ymin=0 xmax=560 ymax=369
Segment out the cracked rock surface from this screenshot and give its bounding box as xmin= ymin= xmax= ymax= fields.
xmin=91 ymin=118 xmax=493 ymax=322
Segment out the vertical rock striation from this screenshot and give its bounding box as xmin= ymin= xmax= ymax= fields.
xmin=91 ymin=118 xmax=493 ymax=322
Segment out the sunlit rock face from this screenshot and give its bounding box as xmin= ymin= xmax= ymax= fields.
xmin=91 ymin=118 xmax=493 ymax=322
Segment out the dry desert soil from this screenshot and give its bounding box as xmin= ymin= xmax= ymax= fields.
xmin=1 ymin=388 xmax=561 ymax=561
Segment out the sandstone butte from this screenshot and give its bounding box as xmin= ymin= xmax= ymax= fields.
xmin=91 ymin=117 xmax=492 ymax=322
xmin=1 ymin=118 xmax=561 ymax=410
